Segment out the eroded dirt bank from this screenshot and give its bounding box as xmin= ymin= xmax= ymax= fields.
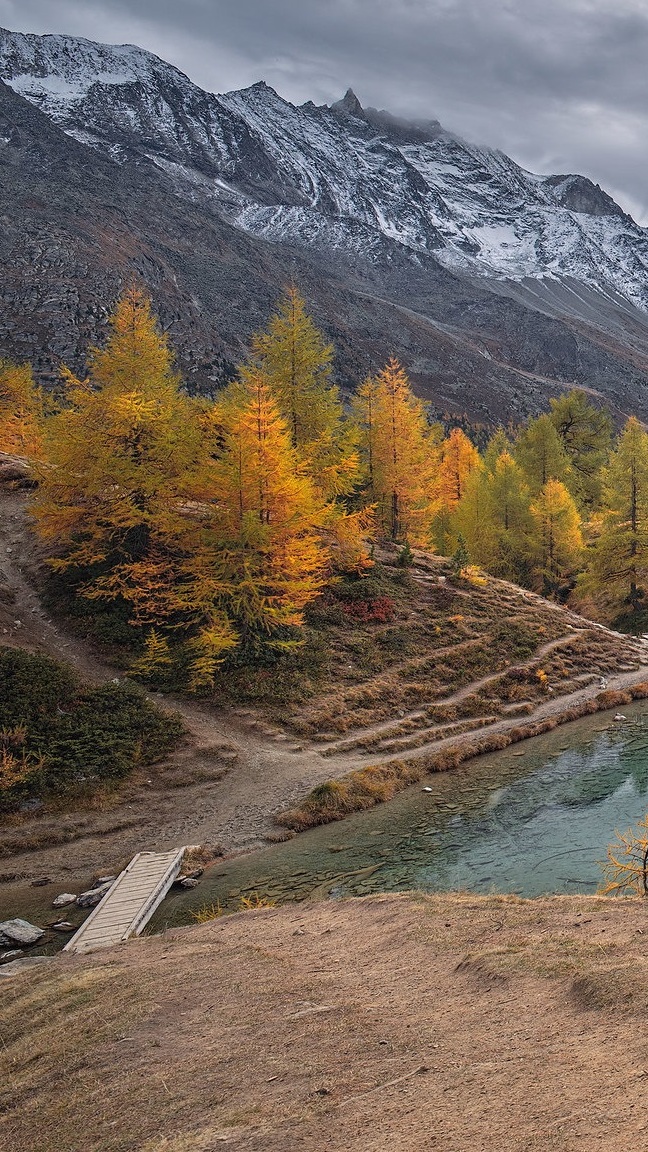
xmin=3 ymin=892 xmax=648 ymax=1152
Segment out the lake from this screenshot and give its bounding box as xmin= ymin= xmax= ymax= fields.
xmin=151 ymin=700 xmax=648 ymax=931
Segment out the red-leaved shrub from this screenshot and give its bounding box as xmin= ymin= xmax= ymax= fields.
xmin=342 ymin=596 xmax=396 ymax=624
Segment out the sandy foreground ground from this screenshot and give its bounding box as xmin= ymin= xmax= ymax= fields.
xmin=3 ymin=892 xmax=648 ymax=1152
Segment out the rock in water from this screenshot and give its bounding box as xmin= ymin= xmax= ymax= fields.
xmin=93 ymin=875 xmax=117 ymax=887
xmin=76 ymin=881 xmax=113 ymax=908
xmin=0 ymin=918 xmax=45 ymax=946
xmin=51 ymin=921 xmax=76 ymax=933
xmin=52 ymin=893 xmax=77 ymax=908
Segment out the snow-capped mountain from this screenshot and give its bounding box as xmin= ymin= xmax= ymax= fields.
xmin=2 ymin=27 xmax=647 ymax=313
xmin=3 ymin=25 xmax=648 ymax=424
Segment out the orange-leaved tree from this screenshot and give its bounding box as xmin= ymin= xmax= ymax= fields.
xmin=245 ymin=286 xmax=368 ymax=569
xmin=246 ymin=286 xmax=358 ymax=495
xmin=203 ymin=368 xmax=330 ymax=646
xmin=32 ymin=287 xmax=237 ymax=682
xmin=354 ymin=358 xmax=437 ymax=544
xmin=0 ymin=360 xmax=44 ymax=459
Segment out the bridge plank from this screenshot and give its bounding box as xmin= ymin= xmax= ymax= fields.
xmin=64 ymin=848 xmax=185 ymax=954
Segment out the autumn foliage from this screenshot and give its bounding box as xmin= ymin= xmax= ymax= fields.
xmin=6 ymin=279 xmax=648 ymax=692
xmin=0 ymin=359 xmax=44 ymax=458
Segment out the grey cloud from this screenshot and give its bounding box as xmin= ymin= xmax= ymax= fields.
xmin=2 ymin=0 xmax=648 ymax=220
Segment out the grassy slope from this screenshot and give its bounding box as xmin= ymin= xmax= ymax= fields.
xmin=3 ymin=892 xmax=648 ymax=1152
xmin=215 ymin=547 xmax=648 ymax=826
xmin=219 ymin=549 xmax=646 ymax=737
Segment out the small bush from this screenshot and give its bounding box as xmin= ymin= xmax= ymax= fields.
xmin=190 ymin=902 xmax=224 ymax=923
xmin=397 ymin=541 xmax=414 ymax=568
xmin=238 ymin=893 xmax=277 ymax=910
xmin=596 ymin=689 xmax=632 ymax=710
xmin=342 ymin=596 xmax=396 ymax=624
xmin=334 ymin=575 xmax=386 ymax=603
xmin=0 ymin=648 xmax=183 ymax=812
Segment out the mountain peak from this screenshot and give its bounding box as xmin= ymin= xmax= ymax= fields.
xmin=331 ymin=88 xmax=364 ymax=117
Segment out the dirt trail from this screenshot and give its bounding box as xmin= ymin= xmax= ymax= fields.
xmin=0 ymin=489 xmax=345 ymax=875
xmin=2 ymin=486 xmax=648 ymax=891
xmin=320 ymin=632 xmax=589 ymax=756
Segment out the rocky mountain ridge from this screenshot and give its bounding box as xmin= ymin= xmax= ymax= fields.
xmin=2 ymin=26 xmax=648 ymax=423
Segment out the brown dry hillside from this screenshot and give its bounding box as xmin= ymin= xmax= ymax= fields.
xmin=3 ymin=893 xmax=648 ymax=1152
xmin=2 ymin=477 xmax=648 ymax=887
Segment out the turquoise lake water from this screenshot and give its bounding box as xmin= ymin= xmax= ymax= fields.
xmin=151 ymin=702 xmax=648 ymax=930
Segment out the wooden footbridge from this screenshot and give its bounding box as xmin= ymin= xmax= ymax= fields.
xmin=64 ymin=848 xmax=185 ymax=954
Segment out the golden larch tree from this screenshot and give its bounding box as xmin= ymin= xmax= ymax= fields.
xmin=205 ymin=369 xmax=330 ymax=641
xmin=32 ymin=287 xmax=237 ymax=678
xmin=432 ymin=427 xmax=480 ymax=554
xmin=0 ymin=360 xmax=44 ymax=459
xmin=453 ymin=463 xmax=496 ymax=568
xmin=246 ymin=286 xmax=367 ymax=569
xmin=484 ymin=450 xmax=534 ymax=583
xmin=514 ymin=413 xmax=572 ymax=496
xmin=529 ymin=479 xmax=583 ymax=595
xmin=580 ymin=417 xmax=648 ymax=625
xmin=246 ymin=286 xmax=357 ymax=492
xmin=354 ymin=358 xmax=437 ymax=544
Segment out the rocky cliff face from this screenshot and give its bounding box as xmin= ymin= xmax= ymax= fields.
xmin=2 ymin=26 xmax=648 ymax=424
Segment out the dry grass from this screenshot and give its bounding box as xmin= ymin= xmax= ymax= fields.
xmin=237 ymin=553 xmax=644 ymax=754
xmin=3 ymin=893 xmax=648 ymax=1152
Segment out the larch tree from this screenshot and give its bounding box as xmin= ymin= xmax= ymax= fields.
xmin=483 ymin=427 xmax=513 ymax=473
xmin=246 ymin=286 xmax=367 ymax=569
xmin=354 ymin=358 xmax=437 ymax=544
xmin=453 ymin=463 xmax=497 ymax=569
xmin=529 ymin=479 xmax=583 ymax=596
xmin=580 ymin=417 xmax=648 ymax=625
xmin=0 ymin=360 xmax=44 ymax=459
xmin=32 ymin=287 xmax=237 ymax=681
xmin=549 ymin=389 xmax=612 ymax=510
xmin=514 ymin=413 xmax=572 ymax=496
xmin=205 ymin=369 xmax=330 ymax=644
xmin=246 ymin=286 xmax=358 ymax=494
xmin=485 ymin=451 xmax=534 ymax=583
xmin=432 ymin=427 xmax=480 ymax=554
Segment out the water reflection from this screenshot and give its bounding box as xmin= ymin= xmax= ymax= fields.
xmin=151 ymin=703 xmax=648 ymax=931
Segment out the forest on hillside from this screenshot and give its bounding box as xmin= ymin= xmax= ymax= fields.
xmin=1 ymin=283 xmax=647 ymax=695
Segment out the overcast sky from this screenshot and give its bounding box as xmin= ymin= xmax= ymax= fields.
xmin=1 ymin=0 xmax=648 ymax=222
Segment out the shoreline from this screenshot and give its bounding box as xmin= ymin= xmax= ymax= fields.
xmin=277 ymin=667 xmax=648 ymax=830
xmin=4 ymin=664 xmax=648 ymax=926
